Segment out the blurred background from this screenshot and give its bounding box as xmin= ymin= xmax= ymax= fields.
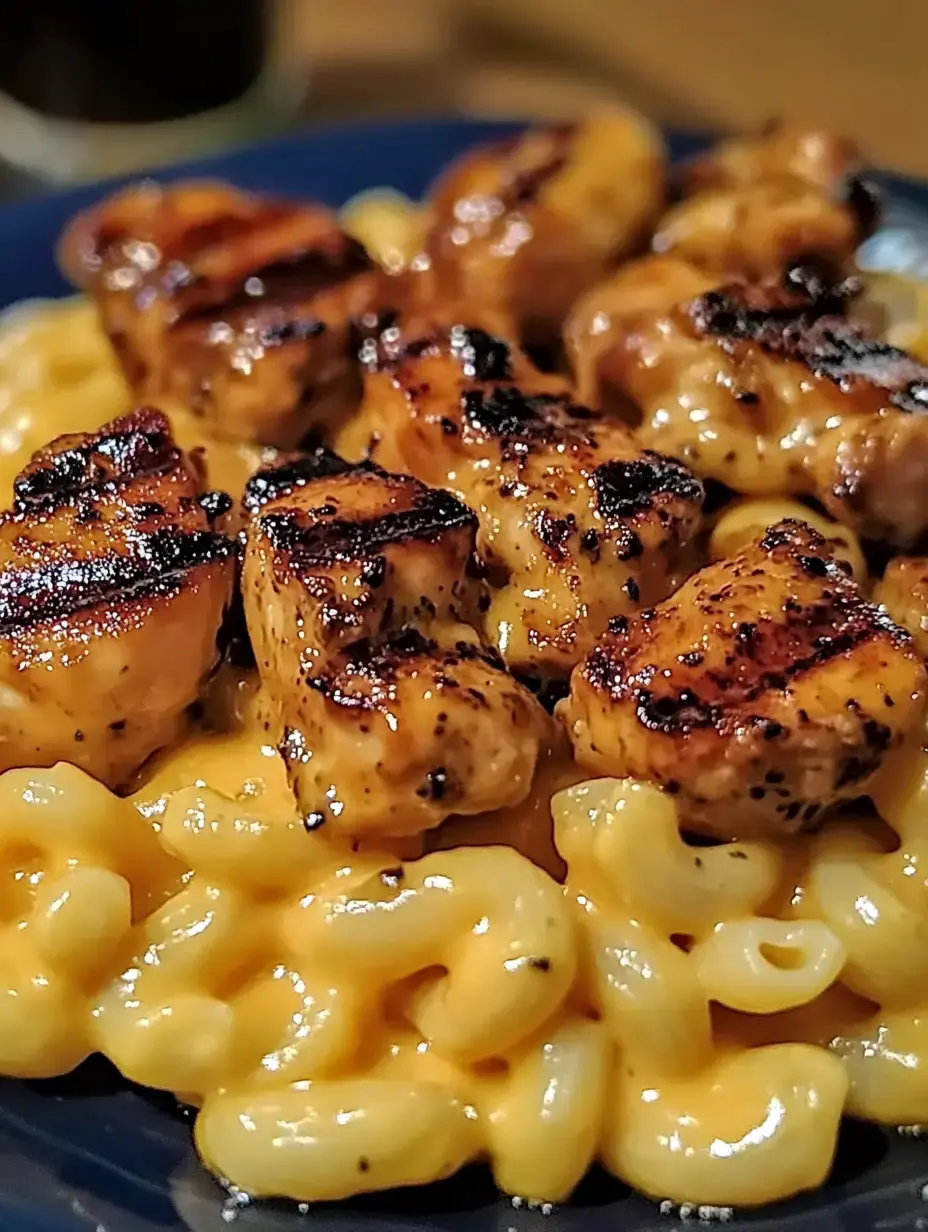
xmin=1 ymin=0 xmax=927 ymax=197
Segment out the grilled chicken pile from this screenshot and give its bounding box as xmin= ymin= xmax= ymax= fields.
xmin=7 ymin=110 xmax=917 ymax=848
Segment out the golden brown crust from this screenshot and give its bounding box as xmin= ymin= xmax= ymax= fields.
xmin=656 ymin=123 xmax=876 ymax=280
xmin=242 ymin=452 xmax=549 ymax=834
xmin=564 ymin=519 xmax=926 ymax=838
xmin=680 ymin=123 xmax=864 ymax=197
xmin=875 ymin=556 xmax=928 ymax=660
xmin=347 ymin=310 xmax=704 ymax=676
xmin=60 ymin=181 xmax=382 ymax=447
xmin=687 ymin=274 xmax=928 ymax=412
xmin=568 ymin=258 xmax=928 ymax=544
xmin=0 ymin=410 xmax=236 ymax=786
xmin=425 ymin=111 xmax=666 ymax=345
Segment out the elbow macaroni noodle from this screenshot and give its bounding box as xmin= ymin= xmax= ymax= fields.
xmin=1 ymin=281 xmax=928 ymax=1210
xmin=4 ymin=735 xmax=928 ymax=1208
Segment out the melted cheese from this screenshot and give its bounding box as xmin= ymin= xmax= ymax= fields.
xmin=0 ymin=289 xmax=927 ymax=1212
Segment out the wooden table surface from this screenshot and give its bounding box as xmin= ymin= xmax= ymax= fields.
xmin=286 ymin=0 xmax=928 ymax=176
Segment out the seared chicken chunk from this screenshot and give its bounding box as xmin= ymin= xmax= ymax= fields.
xmin=568 ymin=261 xmax=928 ymax=545
xmin=242 ymin=450 xmax=550 ymax=836
xmin=566 ymin=254 xmax=715 ymax=412
xmin=0 ymin=409 xmax=236 ymax=787
xmin=875 ymin=557 xmax=928 ymax=660
xmin=59 ymin=181 xmax=382 ymax=447
xmin=564 ymin=519 xmax=925 ymax=840
xmin=426 ymin=111 xmax=665 ymax=346
xmin=808 ymin=408 xmax=928 ymax=547
xmin=653 ymin=180 xmax=864 ymax=282
xmin=653 ymin=123 xmax=876 ymax=279
xmin=349 ymin=313 xmax=704 ymax=677
xmin=681 ymin=123 xmax=864 ymax=196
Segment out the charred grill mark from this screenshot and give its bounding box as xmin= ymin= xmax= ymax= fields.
xmin=615 ymin=526 xmax=644 ymax=561
xmin=461 ymin=387 xmax=557 ymax=438
xmin=803 ymin=327 xmax=928 ymax=412
xmin=163 ymin=205 xmax=298 ymax=259
xmin=689 ymin=281 xmax=928 ymax=413
xmin=534 ymin=510 xmax=576 ymax=559
xmin=172 ymin=233 xmax=373 ymax=325
xmin=307 ymin=627 xmax=435 ymax=696
xmin=759 ymin=519 xmax=815 ymax=553
xmin=355 ymin=317 xmax=513 ymax=382
xmin=634 ymin=688 xmax=722 ymax=733
xmin=461 ymin=387 xmax=594 ymax=442
xmin=14 ymin=411 xmax=180 ymax=512
xmin=587 ymin=600 xmax=903 ymax=730
xmin=449 ymin=326 xmax=514 ymax=382
xmin=689 ymin=278 xmax=857 ymax=344
xmin=258 ymin=318 xmax=326 ymax=348
xmin=0 ymin=528 xmax=235 ymax=634
xmin=243 ymin=449 xmax=355 ymax=512
xmin=593 ymin=452 xmax=703 ymax=520
xmin=586 ymin=520 xmax=915 ymax=730
xmin=501 ymin=122 xmax=578 ymax=207
xmin=259 ymin=486 xmax=476 ymax=571
xmin=306 ymin=631 xmax=503 ymax=701
xmin=198 ymin=491 xmax=233 ymax=522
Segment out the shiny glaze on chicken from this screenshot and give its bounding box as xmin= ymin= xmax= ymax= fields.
xmin=653 ymin=123 xmax=877 ymax=279
xmin=59 ymin=181 xmax=382 ymax=448
xmin=568 ymin=260 xmax=928 ymax=544
xmin=681 ymin=124 xmax=864 ymax=197
xmin=242 ymin=449 xmax=550 ymax=836
xmin=0 ymin=409 xmax=236 ymax=787
xmin=875 ymin=557 xmax=928 ymax=660
xmin=345 ymin=313 xmax=704 ymax=676
xmin=564 ymin=519 xmax=926 ymax=840
xmin=425 ymin=111 xmax=665 ymax=345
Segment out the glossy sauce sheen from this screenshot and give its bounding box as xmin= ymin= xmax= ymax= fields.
xmin=5 ymin=117 xmax=928 ymax=1217
xmin=344 ymin=313 xmax=704 ymax=676
xmin=0 ymin=407 xmax=235 ymax=787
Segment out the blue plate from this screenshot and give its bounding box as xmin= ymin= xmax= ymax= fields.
xmin=0 ymin=118 xmax=927 ymax=1232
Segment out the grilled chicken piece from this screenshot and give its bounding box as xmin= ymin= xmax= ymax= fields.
xmin=653 ymin=123 xmax=876 ymax=279
xmin=808 ymin=409 xmax=928 ymax=546
xmin=59 ymin=181 xmax=382 ymax=448
xmin=566 ymin=254 xmax=716 ymax=412
xmin=563 ymin=519 xmax=925 ymax=840
xmin=425 ymin=110 xmax=665 ymax=346
xmin=349 ymin=313 xmax=704 ymax=677
xmin=0 ymin=409 xmax=236 ymax=787
xmin=652 ymin=180 xmax=865 ymax=282
xmin=875 ymin=558 xmax=928 ymax=659
xmin=568 ymin=261 xmax=928 ymax=545
xmin=241 ymin=450 xmax=550 ymax=837
xmin=681 ymin=123 xmax=863 ymax=196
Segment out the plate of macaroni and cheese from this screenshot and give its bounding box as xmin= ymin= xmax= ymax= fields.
xmin=1 ymin=115 xmax=928 ymax=1232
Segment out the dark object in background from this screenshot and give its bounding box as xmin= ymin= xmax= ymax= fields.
xmin=0 ymin=0 xmax=267 ymax=123
xmin=0 ymin=0 xmax=300 ymax=197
